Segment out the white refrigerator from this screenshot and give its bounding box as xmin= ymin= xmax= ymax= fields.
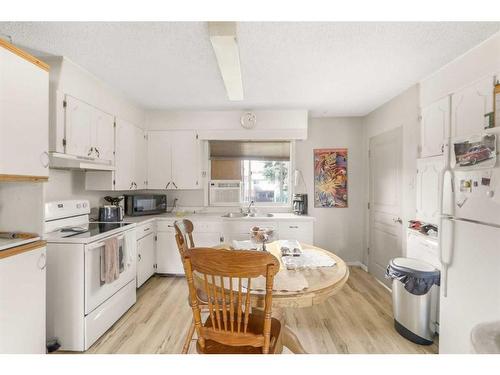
xmin=439 ymin=135 xmax=500 ymax=353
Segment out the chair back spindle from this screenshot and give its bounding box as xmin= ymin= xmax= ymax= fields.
xmin=184 ymin=248 xmax=280 ymax=353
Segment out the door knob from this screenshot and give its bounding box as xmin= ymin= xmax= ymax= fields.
xmin=393 ymin=217 xmax=403 ymax=224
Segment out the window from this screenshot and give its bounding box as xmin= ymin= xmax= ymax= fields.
xmin=209 ymin=141 xmax=291 ymax=206
xmin=241 ymin=160 xmax=289 ymax=204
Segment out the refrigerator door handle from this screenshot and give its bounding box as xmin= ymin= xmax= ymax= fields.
xmin=439 ymin=166 xmax=455 ymax=298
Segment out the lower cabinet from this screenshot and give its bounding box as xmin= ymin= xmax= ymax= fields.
xmin=278 ymin=221 xmax=314 ymax=245
xmin=0 ymin=245 xmax=46 ymax=354
xmin=156 ymin=229 xmax=184 ymax=275
xmin=136 ymin=232 xmax=156 ymax=288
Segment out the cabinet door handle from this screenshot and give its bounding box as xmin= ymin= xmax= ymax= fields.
xmin=138 ymin=254 xmax=142 ymax=261
xmin=289 ymin=226 xmax=299 ymax=229
xmin=38 ymin=253 xmax=46 ymax=270
xmin=130 ymin=182 xmax=134 ymax=190
xmin=167 ymin=224 xmax=174 ymax=228
xmin=88 ymin=147 xmax=94 ymax=156
xmin=144 ymin=227 xmax=150 ymax=232
xmin=95 ymin=147 xmax=100 ymax=158
xmin=166 ymin=182 xmax=171 ymax=189
xmin=40 ymin=151 xmax=50 ymax=168
xmin=173 ymin=182 xmax=178 ymax=189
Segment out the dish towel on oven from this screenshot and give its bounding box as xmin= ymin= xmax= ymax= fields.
xmin=101 ymin=237 xmax=119 ymax=284
xmin=123 ymin=230 xmax=136 ymax=268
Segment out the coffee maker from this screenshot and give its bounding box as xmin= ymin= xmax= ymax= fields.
xmin=292 ymin=194 xmax=308 ymax=215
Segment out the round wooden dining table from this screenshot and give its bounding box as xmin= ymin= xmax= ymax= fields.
xmin=214 ymin=241 xmax=350 ymax=354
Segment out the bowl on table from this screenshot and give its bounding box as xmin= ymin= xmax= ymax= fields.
xmin=249 ymin=226 xmax=275 ymax=251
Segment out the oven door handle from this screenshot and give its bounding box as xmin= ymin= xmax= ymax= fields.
xmin=86 ymin=235 xmax=125 ymax=251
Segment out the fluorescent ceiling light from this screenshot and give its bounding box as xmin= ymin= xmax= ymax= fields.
xmin=208 ymin=22 xmax=244 ymax=101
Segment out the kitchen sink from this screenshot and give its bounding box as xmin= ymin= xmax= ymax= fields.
xmin=221 ymin=212 xmax=274 ymax=218
xmin=222 ymin=212 xmax=248 ymax=218
xmin=248 ymin=213 xmax=274 ymax=218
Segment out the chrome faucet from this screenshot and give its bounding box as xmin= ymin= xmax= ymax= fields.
xmin=241 ymin=200 xmax=255 ymax=215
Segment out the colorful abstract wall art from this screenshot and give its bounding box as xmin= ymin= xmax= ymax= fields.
xmin=313 ymin=148 xmax=348 ymax=208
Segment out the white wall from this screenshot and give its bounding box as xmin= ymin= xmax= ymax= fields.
xmin=295 ymin=117 xmax=366 ymax=263
xmin=0 ymin=182 xmax=45 ymax=234
xmin=362 ymin=85 xmax=420 ymax=264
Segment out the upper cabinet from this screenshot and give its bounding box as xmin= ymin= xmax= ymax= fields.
xmin=420 ymin=96 xmax=450 ymax=158
xmin=0 ymin=40 xmax=49 ymax=180
xmin=451 ymin=76 xmax=495 ymax=138
xmin=147 ymin=130 xmax=201 ymax=190
xmin=86 ymin=119 xmax=147 ymax=191
xmin=64 ymin=95 xmax=114 ymax=162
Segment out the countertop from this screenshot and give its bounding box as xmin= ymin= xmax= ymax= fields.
xmin=122 ymin=212 xmax=315 ymax=225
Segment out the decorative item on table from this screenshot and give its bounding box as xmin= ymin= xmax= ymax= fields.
xmin=279 ymin=240 xmax=303 ymax=257
xmin=250 ymin=226 xmax=275 ymax=251
xmin=314 ymin=148 xmax=348 ymax=208
xmin=281 ymin=248 xmax=336 ymax=270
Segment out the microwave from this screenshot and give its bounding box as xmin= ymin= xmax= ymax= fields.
xmin=209 ymin=180 xmax=241 ymax=206
xmin=124 ymin=194 xmax=167 ymax=216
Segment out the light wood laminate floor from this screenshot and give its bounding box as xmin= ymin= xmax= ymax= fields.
xmin=85 ymin=267 xmax=438 ymax=354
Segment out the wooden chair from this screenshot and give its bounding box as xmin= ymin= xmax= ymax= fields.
xmin=183 ymin=247 xmax=282 ymax=354
xmin=173 ymin=219 xmax=207 ymax=353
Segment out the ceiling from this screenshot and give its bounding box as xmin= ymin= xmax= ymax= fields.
xmin=1 ymin=22 xmax=499 ymax=116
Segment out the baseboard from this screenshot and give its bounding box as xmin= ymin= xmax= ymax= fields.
xmin=375 ymin=278 xmax=392 ymax=293
xmin=346 ymin=261 xmax=368 ymax=272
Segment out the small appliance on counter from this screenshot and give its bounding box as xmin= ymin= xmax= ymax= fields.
xmin=98 ymin=196 xmax=125 ymax=222
xmin=292 ymin=194 xmax=308 ymax=215
xmin=124 ymin=194 xmax=167 ymax=216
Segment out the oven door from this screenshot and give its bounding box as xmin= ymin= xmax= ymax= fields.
xmin=84 ymin=230 xmax=137 ymax=315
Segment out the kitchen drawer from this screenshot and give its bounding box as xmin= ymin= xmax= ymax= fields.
xmin=278 ymin=221 xmax=314 ymax=245
xmin=156 ymin=220 xmax=175 ymax=232
xmin=136 ymin=221 xmax=155 ymax=240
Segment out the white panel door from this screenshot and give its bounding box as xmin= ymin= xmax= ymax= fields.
xmin=65 ymin=96 xmax=93 ymax=158
xmin=0 ymin=46 xmax=49 ymax=177
xmin=147 ymin=131 xmax=172 ymax=189
xmin=369 ymin=127 xmax=403 ymax=287
xmin=171 ymin=131 xmax=200 ymax=190
xmin=92 ymin=109 xmax=115 ymax=162
xmin=451 ymin=76 xmax=494 ymax=138
xmin=421 ymin=96 xmax=450 ymax=158
xmin=0 ymin=247 xmax=46 ymax=353
xmin=137 ymin=232 xmax=155 ymax=287
xmin=114 ymin=119 xmax=136 ymax=191
xmin=156 ymin=231 xmax=184 ymax=275
xmin=416 ymin=156 xmax=443 ymax=225
xmin=134 ymin=126 xmax=147 ymax=189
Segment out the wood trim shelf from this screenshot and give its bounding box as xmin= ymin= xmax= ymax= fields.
xmin=0 ymin=38 xmax=50 ymax=72
xmin=0 ymin=240 xmax=46 ymax=260
xmin=0 ymin=174 xmax=48 ymax=183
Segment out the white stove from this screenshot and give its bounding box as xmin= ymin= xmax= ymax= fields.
xmin=44 ymin=200 xmax=137 ymax=352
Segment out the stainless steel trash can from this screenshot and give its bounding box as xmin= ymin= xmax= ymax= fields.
xmin=386 ymin=257 xmax=440 ymax=345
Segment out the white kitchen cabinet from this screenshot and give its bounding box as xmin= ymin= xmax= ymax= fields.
xmin=0 ymin=42 xmax=49 ymax=178
xmin=147 ymin=132 xmax=172 ymax=189
xmin=134 ymin=125 xmax=148 ymax=189
xmin=64 ymin=95 xmax=114 ymax=162
xmin=420 ymin=96 xmax=450 ymax=158
xmin=0 ymin=246 xmax=46 ymax=354
xmin=85 ymin=119 xmax=147 ymax=191
xmin=147 ymin=130 xmax=201 ymax=190
xmin=136 ymin=232 xmax=156 ymax=288
xmin=193 ymin=232 xmax=222 ymax=247
xmin=156 ymin=229 xmax=184 ymax=275
xmin=416 ymin=156 xmax=443 ymax=225
xmin=451 ymin=76 xmax=495 ymax=138
xmin=278 ymin=221 xmax=314 ymax=245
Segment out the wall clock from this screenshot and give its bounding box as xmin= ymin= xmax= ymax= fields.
xmin=240 ymin=112 xmax=257 ymax=129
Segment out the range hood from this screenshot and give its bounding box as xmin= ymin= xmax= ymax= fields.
xmin=49 ymin=152 xmax=115 ymax=171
